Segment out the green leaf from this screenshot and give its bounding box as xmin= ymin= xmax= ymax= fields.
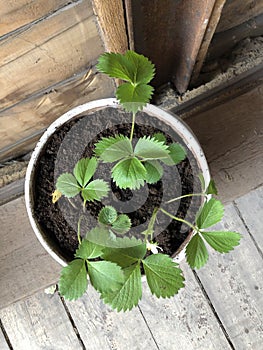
xmin=116 ymin=83 xmax=154 ymax=114
xmin=73 ymin=157 xmax=97 ymax=187
xmin=59 ymin=259 xmax=87 ymax=300
xmin=112 ymin=157 xmax=147 ymax=189
xmin=96 ymin=51 xmax=155 ymax=85
xmin=85 ymin=226 xmax=113 ymax=247
xmin=102 ymin=263 xmax=142 ymax=312
xmin=162 ymin=143 xmax=187 ymax=165
xmin=143 ymin=254 xmax=184 ymax=298
xmin=134 ymin=136 xmax=169 ymax=160
xmin=186 ymin=233 xmax=209 ymax=269
xmin=87 ymin=261 xmax=124 ymax=294
xmin=82 ymin=179 xmax=109 ymax=201
xmin=125 ymin=50 xmax=155 ymax=84
xmin=102 ymin=242 xmax=146 ymax=267
xmin=206 ymin=179 xmax=218 ymax=195
xmin=56 ymin=173 xmax=81 ymax=198
xmin=144 ymin=160 xmax=163 ymax=184
xmin=196 ymin=198 xmax=224 ymax=229
xmin=201 ymin=231 xmax=241 ymax=253
xmin=112 ymin=214 xmax=131 ymax=234
xmin=153 ymin=132 xmax=166 ymax=143
xmin=96 ymin=52 xmax=134 ymax=82
xmin=98 ymin=206 xmax=118 ymax=225
xmin=75 ymin=239 xmax=103 ymax=259
xmin=95 ymin=136 xmax=132 ymax=162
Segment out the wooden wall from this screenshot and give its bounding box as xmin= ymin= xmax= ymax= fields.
xmin=0 ymin=0 xmax=116 ymax=162
xmin=0 ymin=0 xmax=262 ymax=163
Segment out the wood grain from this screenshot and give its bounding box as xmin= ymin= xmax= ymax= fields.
xmin=235 ymin=186 xmax=263 ymax=251
xmin=0 ymin=293 xmax=82 ymax=349
xmin=196 ymin=203 xmax=263 ymax=350
xmin=65 ymin=287 xmax=158 ymax=349
xmin=0 ymin=0 xmax=69 ymax=37
xmin=0 ymin=197 xmax=61 ymax=310
xmin=185 ymin=85 xmax=263 ymax=202
xmin=139 ymin=261 xmax=232 ymax=350
xmin=216 ymin=0 xmax=263 ymax=32
xmin=0 ymin=69 xmax=114 ymax=162
xmin=0 ymin=0 xmax=104 ymax=112
xmin=92 ymin=0 xmax=128 ymax=53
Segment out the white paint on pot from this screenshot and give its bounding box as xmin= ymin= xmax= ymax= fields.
xmin=25 ymin=98 xmax=210 ymax=267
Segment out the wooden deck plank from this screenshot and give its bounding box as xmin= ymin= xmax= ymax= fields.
xmin=0 ymin=197 xmax=61 ymax=310
xmin=185 ymin=85 xmax=263 ymax=203
xmin=196 ymin=203 xmax=263 ymax=350
xmin=0 ymin=292 xmax=82 ymax=350
xmin=235 ymin=185 xmax=263 ymax=251
xmin=139 ymin=261 xmax=232 ymax=350
xmin=65 ymin=287 xmax=158 ymax=350
xmin=0 ymin=328 xmax=10 ymax=350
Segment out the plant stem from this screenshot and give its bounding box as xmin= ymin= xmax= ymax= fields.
xmin=129 ymin=112 xmax=136 ymax=141
xmin=165 ymin=193 xmax=206 ymax=204
xmin=160 ymin=208 xmax=197 ymax=232
xmin=143 ymin=207 xmax=159 ymax=242
xmin=77 ymin=216 xmax=84 ymax=244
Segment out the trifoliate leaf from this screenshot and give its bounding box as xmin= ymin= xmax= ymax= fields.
xmin=112 ymin=157 xmax=147 ymax=189
xmin=56 ymin=173 xmax=81 ymax=198
xmin=201 ymin=231 xmax=241 ymax=253
xmin=144 ymin=160 xmax=163 ymax=184
xmin=96 ymin=52 xmax=134 ymax=82
xmin=82 ymin=179 xmax=109 ymax=201
xmin=186 ymin=233 xmax=209 ymax=269
xmin=109 ymin=236 xmax=144 ymax=249
xmin=102 ymin=242 xmax=146 ymax=267
xmin=73 ymin=157 xmax=97 ymax=187
xmin=206 ymin=179 xmax=218 ymax=195
xmin=162 ymin=143 xmax=187 ymax=165
xmin=143 ymin=254 xmax=184 ymax=298
xmin=116 ymin=83 xmax=154 ymax=114
xmin=111 ymin=214 xmax=131 ymax=234
xmin=87 ymin=261 xmax=124 ymax=294
xmin=75 ymin=239 xmax=103 ymax=259
xmin=124 ymin=50 xmax=155 ymax=84
xmin=196 ymin=198 xmax=224 ymax=229
xmin=101 ymin=263 xmax=142 ymax=312
xmin=153 ymin=132 xmax=166 ymax=143
xmin=134 ymin=136 xmax=169 ymax=160
xmin=59 ymin=259 xmax=87 ymax=300
xmin=95 ymin=136 xmax=132 ymax=163
xmin=98 ymin=206 xmax=118 ymax=225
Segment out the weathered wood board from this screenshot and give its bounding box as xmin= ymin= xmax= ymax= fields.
xmin=0 ymin=293 xmax=82 ymax=349
xmin=235 ymin=186 xmax=263 ymax=252
xmin=185 ymin=85 xmax=263 ymax=202
xmin=139 ymin=261 xmax=232 ymax=350
xmin=65 ymin=287 xmax=158 ymax=349
xmin=0 ymin=0 xmax=104 ymax=112
xmin=0 ymin=70 xmax=114 ymax=162
xmin=196 ymin=203 xmax=263 ymax=350
xmin=0 ymin=197 xmax=61 ymax=309
xmin=0 ymin=0 xmax=70 ymax=37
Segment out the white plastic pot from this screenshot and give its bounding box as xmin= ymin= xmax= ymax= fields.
xmin=25 ymin=98 xmax=210 ymax=267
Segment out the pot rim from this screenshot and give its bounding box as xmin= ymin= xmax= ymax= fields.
xmin=25 ymin=98 xmax=210 ymax=267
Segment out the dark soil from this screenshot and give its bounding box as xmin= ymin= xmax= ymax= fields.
xmin=32 ymin=107 xmax=202 ymax=262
